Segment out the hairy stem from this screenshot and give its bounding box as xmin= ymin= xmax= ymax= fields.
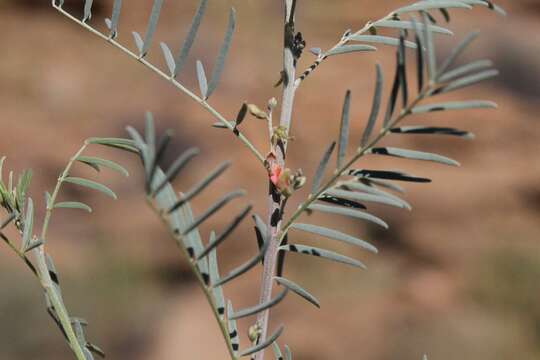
xmin=254 ymin=1 xmax=297 ymax=359
xmin=52 ymin=3 xmax=266 ymax=167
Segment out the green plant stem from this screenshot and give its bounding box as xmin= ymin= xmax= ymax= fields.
xmin=1 ymin=154 xmax=89 ymax=358
xmin=34 ymin=248 xmax=87 ymax=360
xmin=147 ymin=198 xmax=238 ymax=360
xmin=41 ymin=143 xmax=87 ymax=241
xmin=1 ymin=234 xmax=86 ymax=360
xmin=280 ymin=86 xmax=432 ymax=240
xmin=52 ymin=3 xmax=266 ymax=167
xmin=294 ymin=10 xmax=403 ymax=89
xmin=35 ymin=143 xmax=90 ymax=360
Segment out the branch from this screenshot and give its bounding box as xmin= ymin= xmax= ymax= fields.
xmin=115 ymin=119 xmax=265 ymax=360
xmin=40 ymin=144 xmax=88 ymax=241
xmin=37 ymin=144 xmax=92 ymax=360
xmin=51 ymin=3 xmax=266 ymax=167
xmin=295 ymin=11 xmax=395 ymax=88
xmin=1 ymin=148 xmax=91 ymax=359
xmin=281 ymin=69 xmax=493 ymax=243
xmin=253 ymin=1 xmax=298 ymax=359
xmin=294 ymin=0 xmax=504 ymax=89
xmin=0 ymin=233 xmax=88 ymax=360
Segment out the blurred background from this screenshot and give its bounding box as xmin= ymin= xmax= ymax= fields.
xmin=0 ymin=0 xmax=539 ymax=359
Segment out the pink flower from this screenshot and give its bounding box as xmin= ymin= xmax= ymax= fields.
xmin=269 ymin=163 xmax=282 ymax=186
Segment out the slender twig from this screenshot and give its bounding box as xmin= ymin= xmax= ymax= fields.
xmin=52 ymin=4 xmax=266 ymax=167
xmin=1 ymin=232 xmax=86 ymax=360
xmin=31 ymin=143 xmax=90 ymax=360
xmin=0 ymin=143 xmax=90 ymax=360
xmin=146 ymin=197 xmax=238 ymax=360
xmin=41 ymin=143 xmax=87 ymax=241
xmin=33 ymin=248 xmax=87 ymax=359
xmin=295 ymin=10 xmax=404 ymax=89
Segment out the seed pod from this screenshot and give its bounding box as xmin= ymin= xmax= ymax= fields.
xmin=247 ymin=104 xmax=268 ymax=120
